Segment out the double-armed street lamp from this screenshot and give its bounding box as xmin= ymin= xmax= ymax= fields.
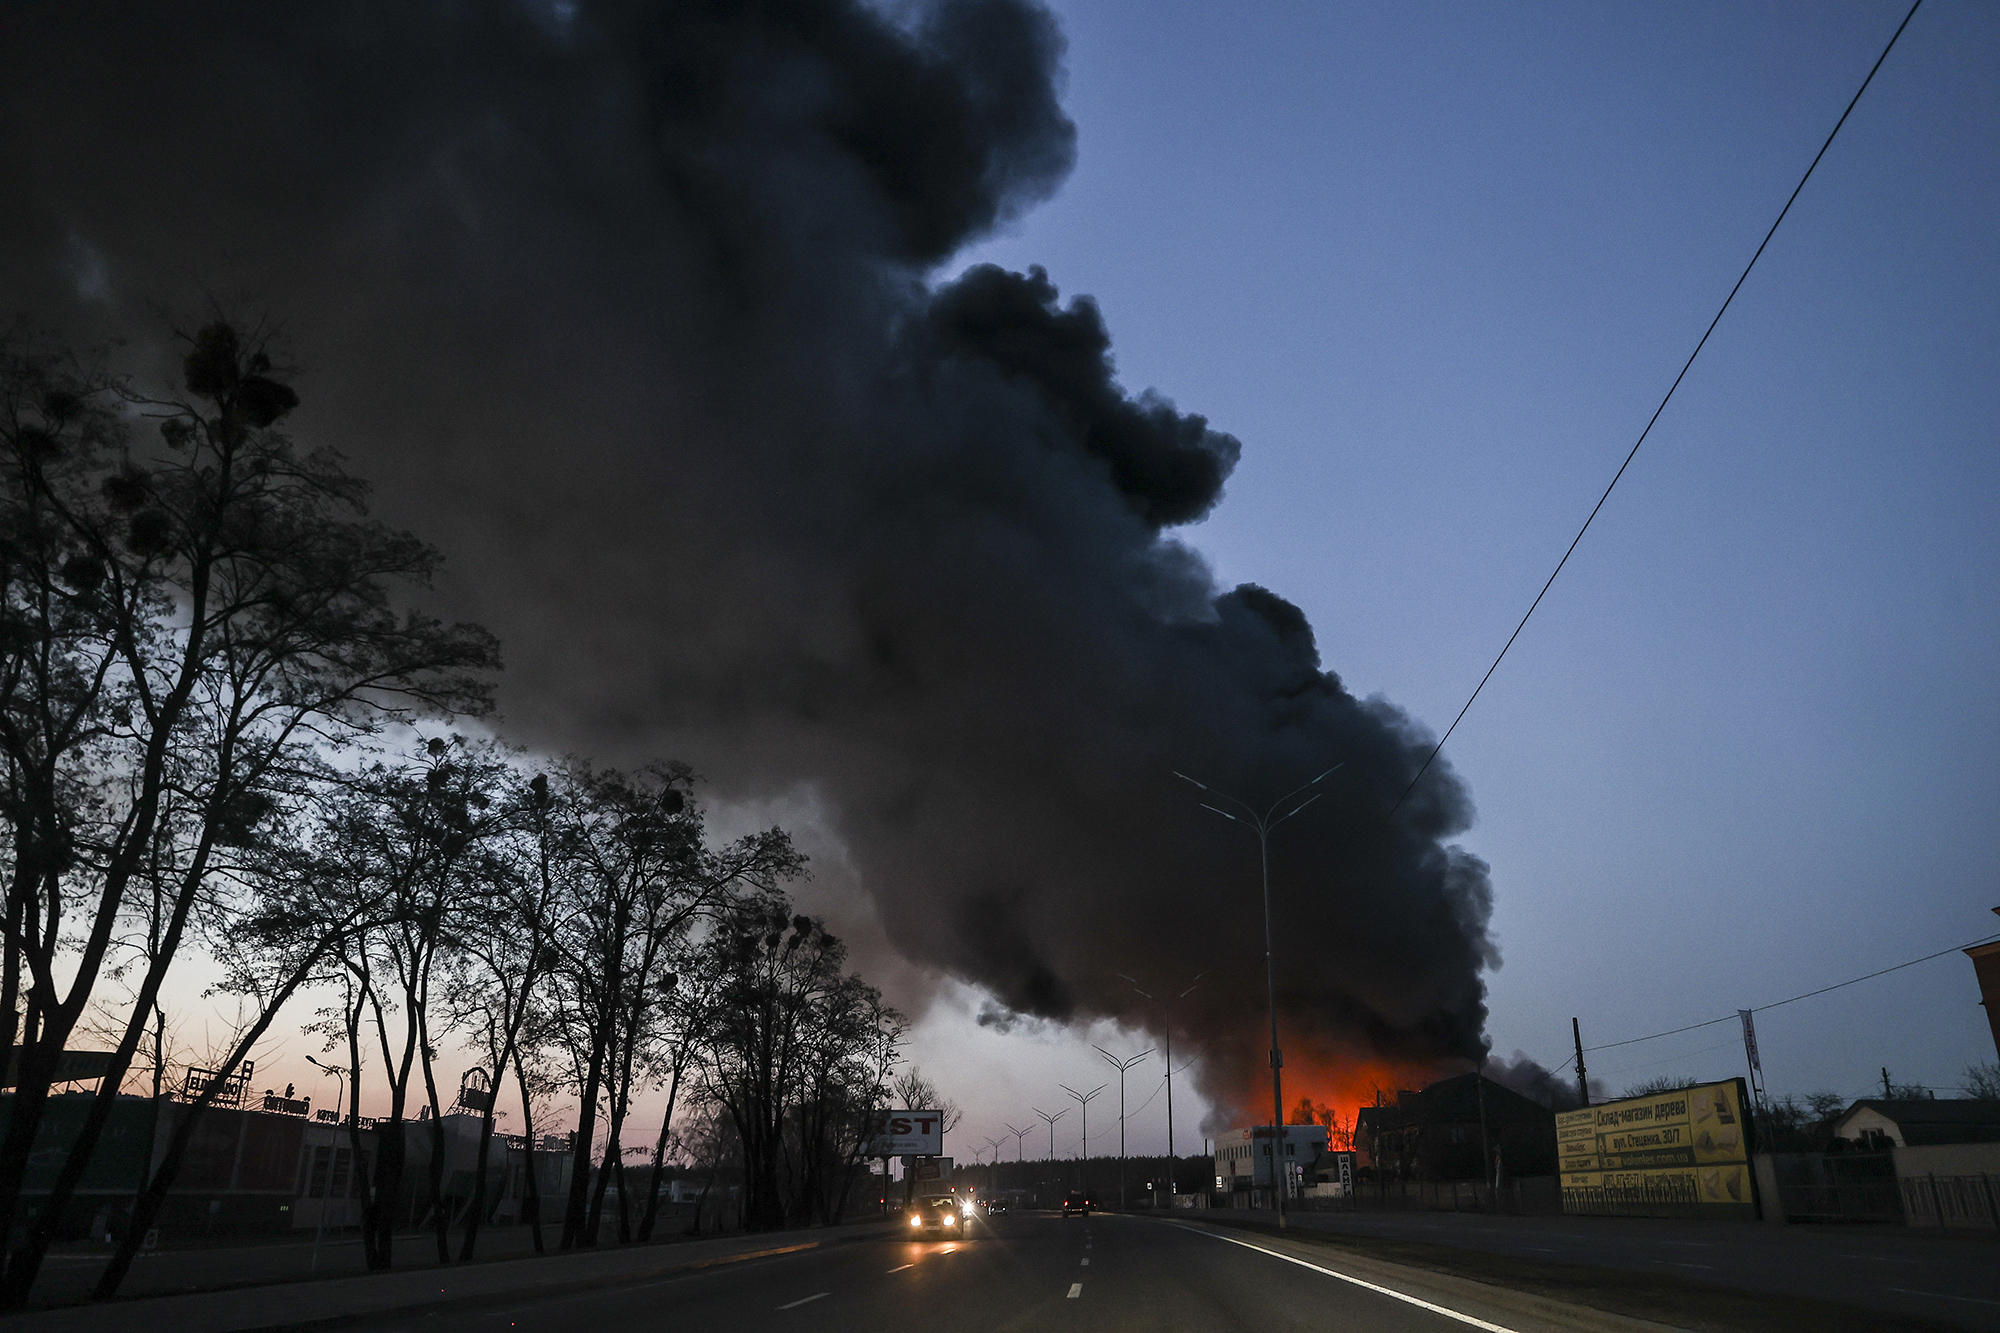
xmin=1120 ymin=970 xmax=1202 ymax=1203
xmin=1005 ymin=1122 xmax=1032 ymax=1166
xmin=1033 ymin=1106 xmax=1066 ymax=1202
xmin=1093 ymin=1045 xmax=1151 ymax=1210
xmin=1174 ymin=762 xmax=1343 ymax=1228
xmin=1060 ymin=1083 xmax=1105 ymax=1192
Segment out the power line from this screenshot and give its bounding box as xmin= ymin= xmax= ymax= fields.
xmin=1595 ymin=1036 xmax=1744 ymax=1081
xmin=1574 ymin=930 xmax=2000 ymax=1059
xmin=1747 ymin=935 xmax=1996 ymax=1016
xmin=1388 ymin=0 xmax=1925 ymax=817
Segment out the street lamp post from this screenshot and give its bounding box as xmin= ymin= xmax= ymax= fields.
xmin=305 ymin=1055 xmax=346 ymax=1273
xmin=1005 ymin=1122 xmax=1031 ymax=1167
xmin=1093 ymin=1046 xmax=1151 ymax=1211
xmin=1174 ymin=763 xmax=1342 ymax=1228
xmin=1120 ymin=971 xmax=1202 ymax=1204
xmin=1060 ymin=1084 xmax=1105 ymax=1193
xmin=1033 ymin=1108 xmax=1066 ymax=1206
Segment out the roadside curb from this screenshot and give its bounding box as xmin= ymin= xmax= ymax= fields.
xmin=6 ymin=1224 xmax=893 ymax=1333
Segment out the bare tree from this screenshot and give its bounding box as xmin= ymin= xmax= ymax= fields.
xmin=542 ymin=763 xmax=802 ymax=1249
xmin=702 ymin=896 xmax=899 ymax=1231
xmin=891 ymin=1066 xmax=963 ymax=1137
xmin=441 ymin=760 xmax=557 ymax=1261
xmin=0 ymin=322 xmax=496 ymax=1307
xmin=323 ymin=739 xmax=512 ymax=1269
xmin=95 ymin=817 xmax=402 ymax=1296
xmin=633 ymin=936 xmax=726 ymax=1242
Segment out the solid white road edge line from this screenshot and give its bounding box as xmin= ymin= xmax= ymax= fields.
xmin=1886 ymin=1288 xmax=2000 ymax=1307
xmin=777 ymin=1292 xmax=830 ymax=1310
xmin=1167 ymin=1224 xmax=1524 ymax=1333
xmin=1067 ymin=1282 xmax=1083 ymax=1298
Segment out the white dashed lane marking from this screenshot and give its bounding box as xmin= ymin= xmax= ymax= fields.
xmin=1067 ymin=1283 xmax=1083 ymax=1299
xmin=777 ymin=1293 xmax=829 ymax=1310
xmin=1080 ymin=1257 xmax=1089 ymax=1266
xmin=887 ymin=1263 xmax=913 ymax=1273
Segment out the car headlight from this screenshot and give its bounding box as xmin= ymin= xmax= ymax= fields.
xmin=943 ymin=1214 xmax=956 ymax=1225
xmin=910 ymin=1214 xmax=922 ymax=1227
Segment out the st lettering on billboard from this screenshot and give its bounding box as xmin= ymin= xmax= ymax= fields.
xmin=865 ymin=1109 xmax=944 ymax=1156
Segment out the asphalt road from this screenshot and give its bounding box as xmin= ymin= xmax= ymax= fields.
xmin=328 ymin=1210 xmax=1594 ymax=1333
xmin=1222 ymin=1205 xmax=2000 ymax=1328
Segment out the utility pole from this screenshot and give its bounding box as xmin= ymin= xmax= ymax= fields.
xmin=1060 ymin=1084 xmax=1105 ymax=1192
xmin=1882 ymin=1067 xmax=1893 ymax=1100
xmin=1176 ymin=763 xmax=1343 ymax=1229
xmin=1572 ymin=1018 xmax=1589 ymax=1108
xmin=1476 ymin=1056 xmax=1492 ymax=1195
xmin=1094 ymin=1046 xmax=1151 ymax=1211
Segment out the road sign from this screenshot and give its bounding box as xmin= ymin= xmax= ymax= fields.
xmin=865 ymin=1109 xmax=943 ymax=1156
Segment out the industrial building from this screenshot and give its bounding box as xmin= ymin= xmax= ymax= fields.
xmin=1213 ymin=1123 xmax=1329 ymax=1205
xmin=1356 ymin=1072 xmax=1559 ymax=1182
xmin=0 ymin=1089 xmax=583 ymax=1242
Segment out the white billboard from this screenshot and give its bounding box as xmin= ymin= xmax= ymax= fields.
xmin=864 ymin=1109 xmax=944 ymax=1156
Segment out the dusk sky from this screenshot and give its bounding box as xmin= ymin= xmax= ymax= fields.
xmin=5 ymin=0 xmax=1997 ymax=1168
xmin=912 ymin=0 xmax=2000 ymax=1155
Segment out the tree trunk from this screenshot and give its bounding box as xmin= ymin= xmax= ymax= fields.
xmin=560 ymin=1027 xmax=606 ymax=1249
xmin=585 ymin=1123 xmax=619 ymax=1242
xmin=92 ymin=960 xmax=315 ymax=1298
xmin=423 ymin=1081 xmax=451 ymax=1262
xmin=634 ymin=1062 xmax=684 ymax=1242
xmin=455 ymin=1093 xmax=499 ymax=1262
xmin=513 ymin=1059 xmax=545 ymax=1254
xmin=613 ymin=1153 xmax=632 ymax=1243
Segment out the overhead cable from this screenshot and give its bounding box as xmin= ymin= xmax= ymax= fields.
xmin=1389 ymin=0 xmax=1925 ymax=816
xmin=1572 ymin=929 xmax=2000 ymax=1058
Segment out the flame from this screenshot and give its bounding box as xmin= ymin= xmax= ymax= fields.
xmin=1261 ymin=1051 xmax=1451 ymax=1146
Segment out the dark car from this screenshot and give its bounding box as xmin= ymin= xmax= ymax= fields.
xmin=907 ymin=1196 xmax=966 ymax=1237
xmin=984 ymin=1199 xmax=1008 ymax=1216
xmin=1060 ymin=1192 xmax=1093 ymax=1217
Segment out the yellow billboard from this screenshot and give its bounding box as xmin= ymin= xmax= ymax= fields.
xmin=1556 ymin=1078 xmax=1757 ymax=1218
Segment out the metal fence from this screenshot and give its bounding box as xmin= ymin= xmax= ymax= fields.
xmin=1767 ymin=1152 xmax=1902 ymax=1223
xmin=1289 ymin=1176 xmax=1562 ymax=1216
xmin=1901 ymin=1173 xmax=2000 ymax=1231
xmin=1561 ymin=1175 xmax=1708 ymax=1219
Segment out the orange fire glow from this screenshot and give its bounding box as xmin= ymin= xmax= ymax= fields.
xmin=1259 ymin=1051 xmax=1451 ymax=1148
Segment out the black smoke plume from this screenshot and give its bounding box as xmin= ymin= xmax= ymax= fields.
xmin=1483 ymin=1052 xmax=1596 ymax=1113
xmin=0 ymin=0 xmax=1498 ymax=1119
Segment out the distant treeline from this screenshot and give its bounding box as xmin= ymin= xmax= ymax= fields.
xmin=938 ymin=1152 xmax=1217 ymax=1203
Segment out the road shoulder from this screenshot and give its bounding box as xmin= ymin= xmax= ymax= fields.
xmin=2 ymin=1222 xmax=893 ymax=1333
xmin=1157 ymin=1214 xmax=1964 ymax=1333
